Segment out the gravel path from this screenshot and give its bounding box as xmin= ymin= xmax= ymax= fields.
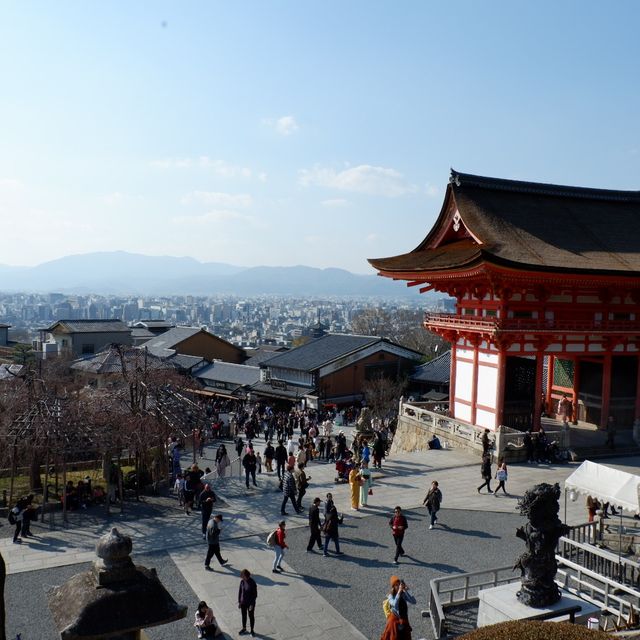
xmin=5 ymin=550 xmax=198 ymax=640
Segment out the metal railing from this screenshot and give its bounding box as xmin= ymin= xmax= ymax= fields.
xmin=565 ymin=520 xmax=600 ymax=546
xmin=428 ymin=565 xmax=518 ymax=638
xmin=556 ymin=555 xmax=640 ymax=621
xmin=202 ymin=456 xmax=242 ymax=486
xmin=557 ymin=536 xmax=640 ymax=587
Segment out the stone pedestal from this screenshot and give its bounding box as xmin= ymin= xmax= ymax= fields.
xmin=477 ymin=582 xmax=600 ymax=627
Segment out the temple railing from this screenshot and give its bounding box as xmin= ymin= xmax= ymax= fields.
xmin=424 ymin=312 xmax=640 ymax=334
xmin=398 ymin=400 xmax=569 ymax=459
xmin=427 ymin=544 xmax=640 ymax=639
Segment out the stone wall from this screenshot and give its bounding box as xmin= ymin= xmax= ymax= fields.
xmin=391 ymin=414 xmax=485 ymax=458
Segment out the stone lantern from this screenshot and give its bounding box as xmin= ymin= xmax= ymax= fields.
xmin=48 ymin=528 xmax=187 ymax=640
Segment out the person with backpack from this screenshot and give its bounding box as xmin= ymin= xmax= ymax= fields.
xmin=423 ymin=481 xmax=442 ymax=529
xmin=204 ymin=514 xmax=228 ymax=571
xmin=271 ymin=520 xmax=288 ymax=573
xmin=389 ymin=506 xmax=408 ymax=564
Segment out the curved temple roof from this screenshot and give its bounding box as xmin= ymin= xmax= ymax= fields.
xmin=369 ymin=170 xmax=640 ymax=277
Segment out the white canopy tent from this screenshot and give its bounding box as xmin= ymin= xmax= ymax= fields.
xmin=564 ymin=460 xmax=640 ymax=513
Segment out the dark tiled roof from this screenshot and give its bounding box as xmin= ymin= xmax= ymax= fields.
xmin=194 ymin=361 xmax=260 ymax=386
xmin=263 ymin=333 xmax=420 ymax=373
xmin=250 ymin=380 xmax=313 ymax=400
xmin=70 ymin=346 xmax=172 ymax=375
xmin=369 ymin=170 xmax=640 ymax=276
xmin=243 ymin=346 xmax=288 ymax=367
xmin=141 ymin=327 xmax=202 ymax=356
xmin=134 ymin=321 xmax=174 ymax=328
xmin=169 ymin=354 xmax=206 ymax=371
xmin=411 ymin=350 xmax=451 ymax=384
xmin=131 ymin=328 xmax=155 ymax=339
xmin=46 ymin=320 xmax=131 ymax=333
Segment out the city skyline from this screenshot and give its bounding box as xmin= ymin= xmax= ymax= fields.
xmin=2 ymin=2 xmax=640 ymax=273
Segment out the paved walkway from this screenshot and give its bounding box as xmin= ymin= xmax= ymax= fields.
xmin=3 ymin=432 xmax=639 ymax=639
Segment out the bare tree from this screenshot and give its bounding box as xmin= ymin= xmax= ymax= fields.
xmin=351 ymin=308 xmax=446 ymax=359
xmin=363 ymin=373 xmax=408 ymax=423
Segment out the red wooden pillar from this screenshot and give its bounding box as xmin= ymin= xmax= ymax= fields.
xmin=495 ymin=349 xmax=507 ymax=429
xmin=601 ymin=353 xmax=612 ymax=429
xmin=533 ymin=352 xmax=544 ymax=430
xmin=635 ymin=356 xmax=640 ymax=422
xmin=572 ymin=357 xmax=581 ymax=424
xmin=546 ymin=355 xmax=555 ymax=415
xmin=471 ymin=341 xmax=479 ymax=425
xmin=449 ymin=342 xmax=457 ymax=418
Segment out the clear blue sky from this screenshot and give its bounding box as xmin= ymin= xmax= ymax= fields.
xmin=2 ymin=2 xmax=639 ymax=273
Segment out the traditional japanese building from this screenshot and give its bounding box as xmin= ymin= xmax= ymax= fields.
xmin=369 ymin=170 xmax=640 ymax=432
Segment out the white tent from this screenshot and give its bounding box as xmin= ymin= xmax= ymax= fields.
xmin=564 ymin=460 xmax=640 ymax=513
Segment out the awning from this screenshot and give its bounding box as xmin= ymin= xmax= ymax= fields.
xmin=564 ymin=460 xmax=640 ymax=513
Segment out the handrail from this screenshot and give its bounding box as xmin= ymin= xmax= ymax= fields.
xmin=428 ymin=565 xmax=517 ymax=638
xmin=556 ymin=554 xmax=640 ymax=619
xmin=557 ymin=536 xmax=640 ymax=586
xmin=202 ymin=455 xmax=242 ymax=486
xmin=424 ymin=312 xmax=640 ymax=333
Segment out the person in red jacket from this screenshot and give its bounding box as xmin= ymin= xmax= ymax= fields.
xmin=272 ymin=520 xmax=288 ymax=573
xmin=389 ymin=506 xmax=408 ymax=564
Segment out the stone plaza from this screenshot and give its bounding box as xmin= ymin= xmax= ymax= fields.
xmin=3 ymin=427 xmax=638 ymax=640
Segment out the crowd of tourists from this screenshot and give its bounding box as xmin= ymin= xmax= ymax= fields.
xmin=164 ymin=398 xmax=426 ymax=640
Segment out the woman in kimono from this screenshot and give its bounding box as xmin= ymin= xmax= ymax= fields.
xmin=349 ymin=463 xmax=362 ymax=510
xmin=359 ymin=461 xmax=373 ymax=506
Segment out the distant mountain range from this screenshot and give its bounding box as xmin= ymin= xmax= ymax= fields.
xmin=0 ymin=251 xmax=424 ymax=297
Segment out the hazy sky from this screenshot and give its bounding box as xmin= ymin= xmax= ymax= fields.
xmin=2 ymin=2 xmax=640 ymax=273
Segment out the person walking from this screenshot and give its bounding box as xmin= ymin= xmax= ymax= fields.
xmin=294 ymin=462 xmax=310 ymax=512
xmin=494 ymin=460 xmax=508 ymax=496
xmin=280 ymin=464 xmax=300 ymax=515
xmin=477 ymin=453 xmax=493 ymax=494
xmin=215 ymin=444 xmax=230 ymax=478
xmin=423 ymin=480 xmax=442 ymax=529
xmin=359 ymin=461 xmax=373 ymax=506
xmin=323 ymin=505 xmax=343 ymax=556
xmin=200 ymin=484 xmax=217 ymax=538
xmin=264 ymin=441 xmax=275 ymax=472
xmin=243 ymin=447 xmax=258 ymax=489
xmin=349 ymin=463 xmax=362 ymax=510
xmin=389 ymin=506 xmax=408 ymax=564
xmin=204 ymin=514 xmax=228 ymax=570
xmin=272 ymin=520 xmax=288 ymax=573
xmin=306 ymin=497 xmax=323 ymax=552
xmin=275 ymin=440 xmax=287 ymax=480
xmin=9 ymin=499 xmax=25 ymax=543
xmin=238 ymin=568 xmax=258 ymax=636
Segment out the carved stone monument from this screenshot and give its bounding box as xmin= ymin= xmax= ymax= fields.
xmin=48 ymin=527 xmax=187 ymax=639
xmin=514 ymin=482 xmax=570 ymax=607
